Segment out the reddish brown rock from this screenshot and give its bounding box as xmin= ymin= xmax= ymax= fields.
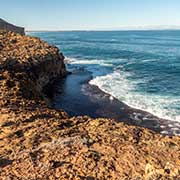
xmin=0 ymin=31 xmax=180 ymax=180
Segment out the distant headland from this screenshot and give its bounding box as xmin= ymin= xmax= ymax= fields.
xmin=0 ymin=18 xmax=25 ymax=35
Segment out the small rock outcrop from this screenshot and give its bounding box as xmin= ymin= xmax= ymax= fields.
xmin=0 ymin=31 xmax=180 ymax=180
xmin=0 ymin=18 xmax=25 ymax=35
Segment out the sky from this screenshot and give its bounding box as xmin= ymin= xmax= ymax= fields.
xmin=1 ymin=0 xmax=180 ymax=30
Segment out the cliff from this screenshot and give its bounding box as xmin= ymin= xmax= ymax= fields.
xmin=0 ymin=18 xmax=25 ymax=35
xmin=0 ymin=31 xmax=180 ymax=180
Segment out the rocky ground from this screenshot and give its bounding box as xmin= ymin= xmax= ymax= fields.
xmin=0 ymin=31 xmax=180 ymax=180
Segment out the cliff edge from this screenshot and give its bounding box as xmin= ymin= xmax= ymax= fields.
xmin=0 ymin=18 xmax=25 ymax=35
xmin=0 ymin=31 xmax=180 ymax=180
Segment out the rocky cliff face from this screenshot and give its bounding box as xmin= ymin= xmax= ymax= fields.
xmin=0 ymin=18 xmax=25 ymax=35
xmin=0 ymin=31 xmax=180 ymax=180
xmin=0 ymin=31 xmax=66 ymax=103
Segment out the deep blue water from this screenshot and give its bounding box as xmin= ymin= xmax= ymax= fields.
xmin=28 ymin=31 xmax=180 ymax=122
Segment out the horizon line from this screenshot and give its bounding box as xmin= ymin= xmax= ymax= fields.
xmin=26 ymin=28 xmax=180 ymax=32
xmin=26 ymin=25 xmax=180 ymax=32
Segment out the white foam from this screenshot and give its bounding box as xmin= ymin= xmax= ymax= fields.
xmin=65 ymin=57 xmax=132 ymax=67
xmin=89 ymin=70 xmax=180 ymax=122
xmin=67 ymin=56 xmax=180 ymax=122
xmin=65 ymin=57 xmax=113 ymax=67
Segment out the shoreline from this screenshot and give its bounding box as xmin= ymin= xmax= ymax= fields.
xmin=1 ymin=31 xmax=180 ymax=179
xmin=52 ymin=66 xmax=180 ymax=136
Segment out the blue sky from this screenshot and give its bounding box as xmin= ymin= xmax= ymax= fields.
xmin=1 ymin=0 xmax=180 ymax=30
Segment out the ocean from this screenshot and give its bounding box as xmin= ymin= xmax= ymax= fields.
xmin=28 ymin=30 xmax=180 ymax=132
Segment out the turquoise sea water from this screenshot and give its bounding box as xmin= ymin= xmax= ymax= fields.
xmin=29 ymin=31 xmax=180 ymax=122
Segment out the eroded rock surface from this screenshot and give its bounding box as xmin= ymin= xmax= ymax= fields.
xmin=0 ymin=31 xmax=180 ymax=180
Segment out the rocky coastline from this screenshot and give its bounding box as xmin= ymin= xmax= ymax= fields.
xmin=0 ymin=31 xmax=180 ymax=179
